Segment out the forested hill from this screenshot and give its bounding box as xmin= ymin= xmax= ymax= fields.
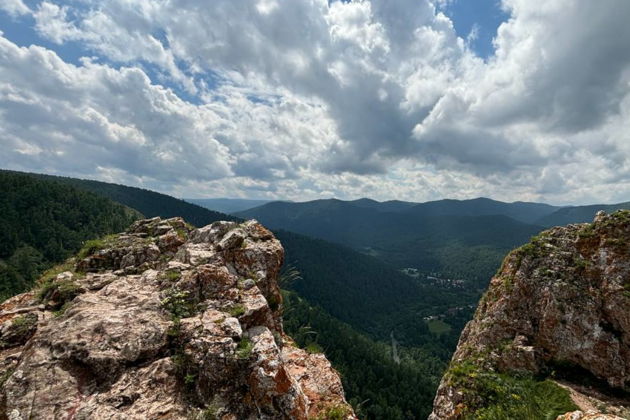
xmin=276 ymin=230 xmax=475 ymax=350
xmin=0 ymin=171 xmax=141 ymax=299
xmin=18 ymin=170 xmax=239 ymax=227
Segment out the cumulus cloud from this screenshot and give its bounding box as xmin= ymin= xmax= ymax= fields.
xmin=0 ymin=0 xmax=30 ymax=17
xmin=0 ymin=0 xmax=629 ymax=204
xmin=411 ymin=0 xmax=630 ymax=188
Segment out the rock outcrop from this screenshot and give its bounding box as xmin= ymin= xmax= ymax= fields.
xmin=430 ymin=210 xmax=630 ymax=419
xmin=0 ymin=217 xmax=355 ymax=420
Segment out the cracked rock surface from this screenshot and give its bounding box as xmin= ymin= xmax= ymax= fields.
xmin=0 ymin=217 xmax=355 ymax=420
xmin=430 ymin=211 xmax=630 ymax=420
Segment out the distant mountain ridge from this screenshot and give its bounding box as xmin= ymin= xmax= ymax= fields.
xmin=538 ymin=201 xmax=630 ymax=226
xmin=186 ymin=197 xmax=275 ymax=214
xmin=235 ymin=198 xmax=547 ymax=283
xmin=405 ymin=197 xmax=559 ymax=224
xmin=235 ymin=196 xmax=561 ymax=221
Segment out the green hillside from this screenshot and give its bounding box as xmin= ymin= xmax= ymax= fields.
xmin=277 ymin=230 xmax=475 ymax=351
xmin=405 ymin=197 xmax=559 ymax=224
xmin=186 ymin=197 xmax=273 ymax=214
xmin=0 ymin=171 xmax=141 ymax=299
xmin=28 ymin=171 xmax=238 ymax=227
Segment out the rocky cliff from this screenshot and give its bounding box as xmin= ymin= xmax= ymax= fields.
xmin=0 ymin=217 xmax=355 ymax=420
xmin=430 ymin=210 xmax=630 ymax=420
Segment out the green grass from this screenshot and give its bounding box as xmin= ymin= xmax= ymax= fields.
xmin=11 ymin=314 xmax=35 ymax=329
xmin=447 ymin=360 xmax=577 ymax=420
xmin=37 ymin=272 xmax=82 ymax=307
xmin=0 ymin=367 xmax=16 ymax=387
xmin=53 ymin=301 xmax=73 ymax=317
xmin=163 ymin=270 xmax=181 ymax=282
xmin=35 ymin=260 xmax=76 ymax=292
xmin=577 ymin=224 xmax=596 ymax=239
xmin=236 ymin=337 xmax=254 ymax=359
xmin=304 ymin=342 xmax=324 ymax=354
xmin=227 ymin=304 xmax=246 ymax=317
xmin=426 ymin=319 xmax=452 ymax=335
xmin=470 ymin=380 xmax=577 ymax=420
xmin=77 ymin=236 xmax=114 ymax=259
xmin=0 ymin=313 xmax=38 ymax=348
xmin=310 ymin=403 xmax=352 ymax=420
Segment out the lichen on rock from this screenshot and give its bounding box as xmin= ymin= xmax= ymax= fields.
xmin=430 ymin=210 xmax=630 ymax=420
xmin=0 ymin=217 xmax=355 ymax=420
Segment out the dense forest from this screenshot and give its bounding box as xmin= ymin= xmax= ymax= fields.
xmin=29 ymin=171 xmax=238 ymax=227
xmin=277 ymin=230 xmax=476 ymax=352
xmin=0 ymin=171 xmax=141 ymax=299
xmin=283 ymin=291 xmax=444 ymax=419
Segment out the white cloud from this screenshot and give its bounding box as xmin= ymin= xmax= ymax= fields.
xmin=0 ymin=0 xmax=30 ymax=17
xmin=0 ymin=0 xmax=629 ymax=205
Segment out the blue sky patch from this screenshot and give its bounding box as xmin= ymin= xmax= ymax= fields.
xmin=439 ymin=0 xmax=508 ymax=58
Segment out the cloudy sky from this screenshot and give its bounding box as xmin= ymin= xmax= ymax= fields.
xmin=1 ymin=0 xmax=629 ymax=205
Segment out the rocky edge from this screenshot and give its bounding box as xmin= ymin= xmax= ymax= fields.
xmin=430 ymin=210 xmax=630 ymax=420
xmin=0 ymin=217 xmax=355 ymax=420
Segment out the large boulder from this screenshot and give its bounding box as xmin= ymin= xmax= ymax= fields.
xmin=430 ymin=210 xmax=630 ymax=419
xmin=0 ymin=217 xmax=355 ymax=420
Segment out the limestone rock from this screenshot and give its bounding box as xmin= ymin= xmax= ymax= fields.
xmin=430 ymin=210 xmax=630 ymax=419
xmin=0 ymin=217 xmax=355 ymax=420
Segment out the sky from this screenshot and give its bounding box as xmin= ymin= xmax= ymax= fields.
xmin=1 ymin=0 xmax=629 ymax=205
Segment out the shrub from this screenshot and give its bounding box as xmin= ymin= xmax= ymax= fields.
xmin=311 ymin=403 xmax=351 ymax=420
xmin=227 ymin=304 xmax=246 ymax=317
xmin=305 ymin=342 xmax=324 ymax=354
xmin=236 ymin=337 xmax=254 ymax=359
xmin=161 ymin=288 xmax=198 ymax=319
